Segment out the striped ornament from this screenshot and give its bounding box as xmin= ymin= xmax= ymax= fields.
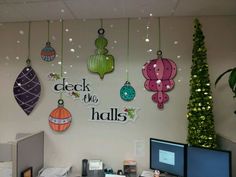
xmin=41 ymin=42 xmax=56 ymax=62
xmin=49 ymin=100 xmax=72 ymax=132
xmin=13 ymin=65 xmax=41 ymax=115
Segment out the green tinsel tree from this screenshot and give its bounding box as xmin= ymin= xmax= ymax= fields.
xmin=187 ymin=18 xmax=217 ymax=148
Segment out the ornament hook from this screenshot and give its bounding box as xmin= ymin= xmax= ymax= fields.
xmin=157 ymin=50 xmax=162 ymax=58
xmin=98 ymin=28 xmax=105 ymax=35
xmin=26 ymin=58 xmax=31 ymax=66
xmin=58 ymin=99 xmax=64 ymax=106
xmin=46 ymin=41 xmax=51 ymax=46
xmin=125 ymin=81 xmax=131 ymax=85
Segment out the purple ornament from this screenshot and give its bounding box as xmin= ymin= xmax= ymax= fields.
xmin=13 ymin=65 xmax=41 ymax=115
xmin=41 ymin=42 xmax=56 ymax=62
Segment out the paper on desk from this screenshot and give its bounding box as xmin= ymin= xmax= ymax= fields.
xmin=105 ymin=174 xmax=126 ymax=177
xmin=38 ymin=166 xmax=72 ymax=177
xmin=140 ymin=170 xmax=154 ymax=177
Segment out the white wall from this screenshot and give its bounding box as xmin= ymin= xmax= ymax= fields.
xmin=0 ymin=16 xmax=235 ymax=174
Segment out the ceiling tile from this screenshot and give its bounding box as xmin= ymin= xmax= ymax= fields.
xmin=2 ymin=0 xmax=60 ymax=3
xmin=0 ymin=5 xmax=22 ymax=22
xmin=0 ymin=1 xmax=74 ymax=22
xmin=65 ymin=0 xmax=178 ymax=19
xmin=0 ymin=0 xmax=236 ymax=22
xmin=175 ymin=0 xmax=236 ymax=16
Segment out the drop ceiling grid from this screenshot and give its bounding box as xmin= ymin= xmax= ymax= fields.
xmin=0 ymin=1 xmax=73 ymax=22
xmin=174 ymin=0 xmax=236 ymax=16
xmin=0 ymin=0 xmax=236 ymax=22
xmin=65 ymin=0 xmax=178 ymax=19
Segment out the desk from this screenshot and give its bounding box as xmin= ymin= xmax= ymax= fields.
xmin=159 ymin=173 xmax=178 ymax=177
xmin=67 ymin=173 xmax=80 ymax=177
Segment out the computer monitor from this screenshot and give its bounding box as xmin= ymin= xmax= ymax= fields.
xmin=150 ymin=138 xmax=187 ymax=177
xmin=187 ymin=146 xmax=232 ymax=177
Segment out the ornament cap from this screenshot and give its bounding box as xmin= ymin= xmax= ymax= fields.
xmin=125 ymin=81 xmax=131 ymax=85
xmin=98 ymin=28 xmax=105 ymax=35
xmin=26 ymin=58 xmax=31 ymax=66
xmin=58 ymin=99 xmax=64 ymax=106
xmin=46 ymin=41 xmax=51 ymax=46
xmin=157 ymin=50 xmax=162 ymax=58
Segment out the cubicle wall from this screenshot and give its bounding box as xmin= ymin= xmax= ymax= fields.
xmin=217 ymin=135 xmax=236 ymax=177
xmin=0 ymin=143 xmax=12 ymax=161
xmin=16 ymin=131 xmax=44 ymax=177
xmin=0 ymin=131 xmax=44 ymax=177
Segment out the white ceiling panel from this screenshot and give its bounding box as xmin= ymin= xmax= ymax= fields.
xmin=0 ymin=0 xmax=236 ymax=22
xmin=2 ymin=0 xmax=60 ymax=3
xmin=0 ymin=1 xmax=73 ymax=22
xmin=65 ymin=0 xmax=178 ymax=19
xmin=0 ymin=4 xmax=23 ymax=22
xmin=65 ymin=0 xmax=128 ymax=19
xmin=174 ymin=0 xmax=236 ymax=16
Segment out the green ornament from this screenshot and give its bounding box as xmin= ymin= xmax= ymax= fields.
xmin=95 ymin=35 xmax=108 ymax=49
xmin=88 ymin=28 xmax=114 ymax=79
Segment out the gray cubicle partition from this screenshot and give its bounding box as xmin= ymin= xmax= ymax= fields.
xmin=0 ymin=143 xmax=12 ymax=161
xmin=16 ymin=131 xmax=44 ymax=177
xmin=217 ymin=134 xmax=236 ymax=177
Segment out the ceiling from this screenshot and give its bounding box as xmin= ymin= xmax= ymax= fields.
xmin=0 ymin=0 xmax=236 ymax=22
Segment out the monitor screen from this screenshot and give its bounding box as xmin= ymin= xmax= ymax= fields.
xmin=150 ymin=138 xmax=187 ymax=177
xmin=187 ymin=146 xmax=232 ymax=177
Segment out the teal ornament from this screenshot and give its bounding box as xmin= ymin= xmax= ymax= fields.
xmin=120 ymin=81 xmax=136 ymax=101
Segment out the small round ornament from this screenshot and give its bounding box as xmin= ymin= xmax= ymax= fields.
xmin=120 ymin=81 xmax=136 ymax=101
xmin=41 ymin=42 xmax=56 ymax=62
xmin=49 ymin=99 xmax=72 ymax=132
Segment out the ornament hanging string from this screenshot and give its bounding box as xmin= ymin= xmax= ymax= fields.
xmin=157 ymin=17 xmax=162 ymax=58
xmin=146 ymin=17 xmax=150 ymax=43
xmin=27 ymin=22 xmax=31 ymax=66
xmin=120 ymin=18 xmax=136 ymax=102
xmin=100 ymin=19 xmax=103 ymax=29
xmin=60 ymin=19 xmax=64 ymax=100
xmin=126 ymin=18 xmax=130 ymax=82
xmin=158 ymin=17 xmax=161 ymax=51
xmin=47 ymin=20 xmax=50 ymax=42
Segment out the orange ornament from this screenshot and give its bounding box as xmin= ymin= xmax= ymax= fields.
xmin=49 ymin=99 xmax=72 ymax=132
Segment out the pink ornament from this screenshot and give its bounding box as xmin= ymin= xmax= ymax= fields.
xmin=142 ymin=53 xmax=177 ymax=109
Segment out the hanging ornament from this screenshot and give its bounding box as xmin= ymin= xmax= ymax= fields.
xmin=88 ymin=20 xmax=115 ymax=79
xmin=120 ymin=18 xmax=136 ymax=101
xmin=142 ymin=51 xmax=177 ymax=109
xmin=41 ymin=42 xmax=56 ymax=62
xmin=48 ymin=20 xmax=72 ymax=132
xmin=13 ymin=22 xmax=41 ymax=115
xmin=13 ymin=59 xmax=41 ymax=115
xmin=49 ymin=99 xmax=72 ymax=132
xmin=41 ymin=21 xmax=56 ymax=62
xmin=120 ymin=81 xmax=136 ymax=101
xmin=142 ymin=18 xmax=177 ymax=109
